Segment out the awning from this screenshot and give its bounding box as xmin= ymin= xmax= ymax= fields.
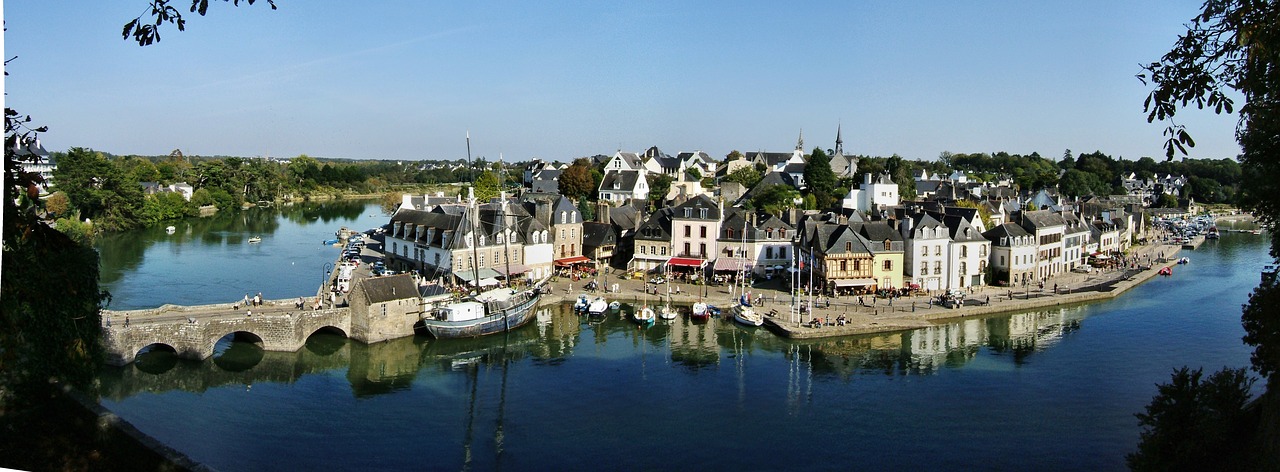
xmin=554 ymin=255 xmax=592 ymax=266
xmin=1091 ymin=253 xmax=1111 ymax=260
xmin=454 ymin=268 xmax=502 ymax=282
xmin=478 ymin=277 xmax=500 ymax=287
xmin=494 ymin=264 xmax=529 ymax=276
xmin=712 ymin=258 xmax=751 ymax=272
xmin=833 ymin=278 xmax=876 ymax=288
xmin=667 ymin=257 xmax=706 ymax=268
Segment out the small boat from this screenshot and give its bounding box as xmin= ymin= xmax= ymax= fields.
xmin=323 ymin=238 xmax=340 ymax=246
xmin=1206 ymin=226 xmax=1220 ymax=239
xmin=658 ymin=304 xmax=678 ymax=320
xmin=248 ymin=236 xmax=262 ymax=244
xmin=634 ymin=306 xmax=656 ymax=326
xmin=573 ymin=295 xmax=590 ymax=314
xmin=731 ymin=303 xmax=763 ymax=327
xmin=165 ymin=225 xmax=176 ymax=234
xmin=690 ymin=302 xmax=709 ymax=320
xmin=587 ymin=297 xmax=608 ymax=316
xmin=1263 ymin=264 xmax=1278 ymax=283
xmin=608 ymin=301 xmax=622 ymax=312
xmin=705 ymin=305 xmax=722 ymax=317
xmin=1158 ymin=266 xmax=1173 ymax=276
xmin=1177 ymin=257 xmax=1190 ymax=264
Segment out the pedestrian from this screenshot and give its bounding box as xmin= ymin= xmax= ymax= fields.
xmin=125 ymin=315 xmax=130 ymax=327
xmin=1054 ymin=283 xmax=1058 ymax=294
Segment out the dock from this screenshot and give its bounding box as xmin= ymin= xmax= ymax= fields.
xmin=1182 ymin=235 xmax=1206 ymax=250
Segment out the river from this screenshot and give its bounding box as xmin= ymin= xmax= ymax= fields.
xmin=95 ymin=203 xmax=1266 ymax=471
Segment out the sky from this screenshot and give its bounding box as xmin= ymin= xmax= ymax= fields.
xmin=3 ymin=1 xmax=1244 ymax=164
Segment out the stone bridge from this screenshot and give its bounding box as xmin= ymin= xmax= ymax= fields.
xmin=101 ymin=300 xmax=357 ymax=366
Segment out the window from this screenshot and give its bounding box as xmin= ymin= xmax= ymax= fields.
xmin=685 ymin=225 xmax=692 ymax=237
xmin=700 ymin=226 xmax=707 ymax=238
xmin=883 ymin=260 xmax=892 ymax=270
xmin=684 ymin=208 xmax=692 ymax=218
xmin=959 ymin=261 xmax=967 ymax=275
xmin=935 ymin=245 xmax=942 ymax=256
xmin=765 ymin=247 xmax=773 ymax=258
xmin=960 ymin=246 xmax=967 ymax=258
xmin=728 ymin=229 xmax=735 ymax=239
xmin=980 ymin=245 xmax=987 ymax=257
xmin=780 ymin=229 xmax=787 ymax=238
xmin=479 ymin=254 xmax=485 ymax=268
xmin=684 ymin=242 xmax=691 ymax=256
xmin=766 ymin=228 xmax=774 ymax=239
xmin=640 ymin=245 xmax=647 ymax=254
xmin=661 ymin=246 xmax=667 ymax=255
xmin=560 ymin=229 xmax=565 ymax=240
xmin=840 ymin=260 xmax=848 ymax=271
xmin=699 ymin=243 xmax=706 ymax=257
xmin=846 ymin=242 xmax=852 ymax=252
xmin=884 ymin=240 xmax=891 ymax=251
xmin=1000 ymin=255 xmax=1005 ymax=266
xmin=921 ymin=261 xmax=929 ymax=274
xmin=699 ymin=208 xmax=708 ymax=219
xmin=779 ymin=247 xmax=786 ymax=259
xmin=560 ymin=211 xmax=566 ymax=224
xmin=934 ymin=261 xmax=942 ymax=275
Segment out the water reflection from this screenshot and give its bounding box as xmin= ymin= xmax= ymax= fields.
xmin=99 ymin=301 xmax=1092 ymax=401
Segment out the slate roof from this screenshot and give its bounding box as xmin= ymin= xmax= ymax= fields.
xmin=354 ymin=274 xmax=419 ymax=304
xmin=600 ymin=170 xmax=644 ymax=193
xmin=737 ymin=171 xmax=798 ymax=204
xmin=635 ymin=207 xmax=673 ymax=242
xmin=983 ymin=222 xmax=1032 ymax=246
xmin=782 ymin=162 xmax=806 ymax=174
xmin=943 ymin=215 xmax=987 ymax=243
xmin=671 ymin=194 xmax=720 ymax=221
xmin=609 ymin=205 xmax=641 ymax=232
xmin=750 ymin=151 xmax=797 ymax=168
xmin=582 ymin=221 xmax=617 ymax=247
xmin=1018 ymin=210 xmax=1067 ymax=231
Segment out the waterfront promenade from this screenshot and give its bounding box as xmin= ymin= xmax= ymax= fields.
xmin=539 ymin=240 xmax=1184 ymax=339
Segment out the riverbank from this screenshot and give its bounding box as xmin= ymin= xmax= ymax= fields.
xmin=536 ymin=241 xmax=1183 ymax=340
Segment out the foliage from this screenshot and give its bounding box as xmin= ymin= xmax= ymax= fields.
xmin=558 ymin=160 xmax=595 ymax=199
xmin=53 ymin=213 xmax=95 ymax=246
xmin=798 ymin=145 xmax=839 ymax=202
xmin=577 ymin=198 xmax=595 ymax=222
xmin=1128 ymin=367 xmax=1256 ymax=471
xmin=752 ymin=184 xmax=801 ymax=214
xmin=474 ymin=169 xmax=501 ymax=202
xmin=1244 ymin=277 xmax=1280 ymax=379
xmin=953 ymin=199 xmax=993 ymax=229
xmin=723 ymin=166 xmax=762 ymax=189
xmin=647 ymin=173 xmax=674 ymax=209
xmin=139 ymin=191 xmax=193 ymax=223
xmin=3 ymin=107 xmax=108 ymax=406
xmin=51 ymin=148 xmax=143 ymax=231
xmin=380 ymin=192 xmax=402 ymax=215
xmin=45 ymin=191 xmax=70 ymax=218
xmin=725 ymin=149 xmax=744 ymax=163
xmin=123 ymin=0 xmax=277 ymax=46
xmin=1154 ymin=193 xmax=1180 ymax=208
xmin=1058 ymin=168 xmax=1108 ymax=198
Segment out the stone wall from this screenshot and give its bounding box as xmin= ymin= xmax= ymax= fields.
xmin=102 ymin=306 xmax=352 ymax=366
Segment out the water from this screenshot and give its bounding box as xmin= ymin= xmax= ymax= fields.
xmin=95 ymin=210 xmax=1268 ymax=471
xmin=95 ymin=200 xmax=388 ymax=310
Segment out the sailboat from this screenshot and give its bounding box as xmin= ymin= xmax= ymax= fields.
xmin=729 ymin=215 xmax=762 ymax=327
xmin=420 ymin=138 xmax=543 ymax=339
xmin=658 ymin=265 xmax=678 ymax=320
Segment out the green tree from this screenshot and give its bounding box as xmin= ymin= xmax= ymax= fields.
xmin=558 ymin=161 xmax=594 ymax=199
xmin=45 ymin=191 xmax=70 ymax=218
xmin=752 ymin=184 xmax=801 ymax=214
xmin=1154 ymin=193 xmax=1180 ymax=208
xmin=1128 ymin=367 xmax=1256 ymax=471
xmin=474 ymin=169 xmax=501 ymax=201
xmin=723 ymin=166 xmax=762 ymax=189
xmin=1059 ymin=168 xmax=1105 ymax=198
xmin=647 ymin=173 xmax=674 ymax=208
xmin=804 ymin=147 xmax=837 ymax=196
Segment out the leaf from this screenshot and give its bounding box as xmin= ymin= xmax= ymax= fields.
xmin=122 ymin=19 xmax=137 ymax=39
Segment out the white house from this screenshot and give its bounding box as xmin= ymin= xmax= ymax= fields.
xmin=900 ymin=212 xmax=950 ymax=291
xmin=842 ymin=172 xmax=900 ymax=213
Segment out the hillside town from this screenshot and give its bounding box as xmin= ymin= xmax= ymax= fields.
xmin=380 ymin=129 xmax=1186 ymax=299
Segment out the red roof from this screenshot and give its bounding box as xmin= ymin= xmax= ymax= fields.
xmin=667 ymin=257 xmax=706 ymax=268
xmin=554 ymin=255 xmax=592 ymax=266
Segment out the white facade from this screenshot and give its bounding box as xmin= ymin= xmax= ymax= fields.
xmin=842 ymin=172 xmax=900 ymax=212
xmin=903 ymin=216 xmax=950 ymax=292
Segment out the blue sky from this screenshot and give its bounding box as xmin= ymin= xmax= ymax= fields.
xmin=4 ymin=1 xmax=1243 ymax=163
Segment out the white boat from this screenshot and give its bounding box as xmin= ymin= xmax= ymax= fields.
xmin=691 ymin=302 xmax=708 ymax=319
xmin=634 ymin=305 xmax=656 ymax=326
xmin=608 ymin=301 xmax=621 ymax=312
xmin=247 ymin=236 xmax=262 ymax=243
xmin=588 ymin=297 xmax=608 ymax=316
xmin=422 ymin=286 xmax=541 ymax=338
xmin=573 ymin=295 xmax=590 ymax=313
xmin=165 ymin=225 xmax=176 ymax=234
xmin=731 ymin=304 xmax=763 ymax=327
xmin=659 ymin=305 xmax=678 ymax=320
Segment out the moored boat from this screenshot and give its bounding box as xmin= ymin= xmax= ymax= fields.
xmin=731 ymin=303 xmax=763 ymax=327
xmin=166 ymin=225 xmax=176 ymax=234
xmin=248 ymin=236 xmax=262 ymax=243
xmin=588 ymin=297 xmax=608 ymax=316
xmin=658 ymin=304 xmax=678 ymax=320
xmin=573 ymin=294 xmax=590 ymax=314
xmin=634 ymin=305 xmax=656 ymax=326
xmin=422 ymin=286 xmax=542 ymax=338
xmin=690 ymin=302 xmax=709 ymax=320
xmin=609 ymin=301 xmax=621 ymax=312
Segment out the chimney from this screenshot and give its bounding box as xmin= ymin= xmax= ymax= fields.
xmin=401 ymin=193 xmax=412 ymax=211
xmin=535 ymin=199 xmax=552 ymax=227
xmin=597 ymin=200 xmax=609 ymax=223
xmin=864 ymin=172 xmax=872 ymax=186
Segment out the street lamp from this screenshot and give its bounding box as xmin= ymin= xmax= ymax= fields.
xmin=322 ymin=262 xmax=333 ymax=293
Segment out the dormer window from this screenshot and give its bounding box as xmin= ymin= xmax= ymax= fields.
xmin=845 ymin=242 xmax=852 ymax=252
xmin=884 ymin=240 xmax=891 ymax=251
xmin=684 ymin=208 xmax=692 ymax=218
xmin=699 ymin=208 xmax=708 ymax=219
xmin=613 ymin=181 xmax=620 ymax=189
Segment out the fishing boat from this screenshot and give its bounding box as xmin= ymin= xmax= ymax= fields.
xmin=248 ymin=236 xmax=262 ymax=244
xmin=419 ymin=140 xmax=544 ymax=339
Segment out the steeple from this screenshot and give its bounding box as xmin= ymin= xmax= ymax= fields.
xmin=834 ymin=123 xmax=844 ymax=156
xmin=796 ymin=129 xmax=804 ymax=152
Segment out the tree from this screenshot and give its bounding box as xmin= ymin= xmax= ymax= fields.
xmin=804 ymin=147 xmax=837 ymax=196
xmin=723 ymin=166 xmax=762 ymax=189
xmin=558 ymin=162 xmax=594 ymax=199
xmin=1059 ymin=169 xmax=1105 ymax=198
xmin=647 ymin=173 xmax=674 ymax=208
xmin=45 ymin=191 xmax=70 ymax=218
xmin=1154 ymin=193 xmax=1180 ymax=209
xmin=380 ymin=192 xmax=402 ymax=216
xmin=1128 ymin=367 xmax=1256 ymax=471
xmin=752 ymin=185 xmax=801 ymax=215
xmin=474 ymin=169 xmax=500 ymax=201
xmin=1141 ymin=3 xmax=1280 ymax=464
xmin=123 ymin=0 xmax=277 ymax=46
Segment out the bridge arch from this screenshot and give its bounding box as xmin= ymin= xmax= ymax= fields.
xmin=212 ymin=330 xmax=267 ymax=372
xmin=305 ymin=326 xmax=349 ymax=356
xmin=133 ymin=343 xmax=180 ymax=374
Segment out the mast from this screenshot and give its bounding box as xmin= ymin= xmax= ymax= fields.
xmin=468 ymin=133 xmax=481 ymax=292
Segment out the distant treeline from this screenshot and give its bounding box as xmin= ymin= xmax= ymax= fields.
xmin=45 ymin=149 xmax=497 ymax=233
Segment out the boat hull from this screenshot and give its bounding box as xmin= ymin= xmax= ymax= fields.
xmin=422 ymin=292 xmax=541 ymax=339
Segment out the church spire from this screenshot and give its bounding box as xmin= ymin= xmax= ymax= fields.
xmin=834 ymin=123 xmax=844 ymax=156
xmin=796 ymin=129 xmax=805 ymax=152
